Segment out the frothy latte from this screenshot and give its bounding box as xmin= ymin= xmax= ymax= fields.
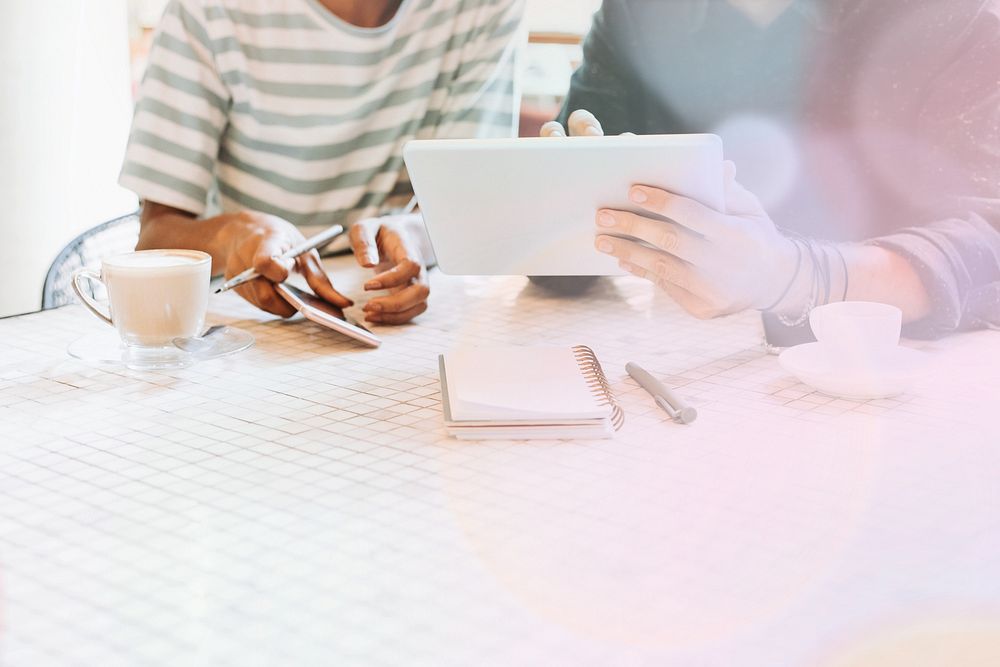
xmin=102 ymin=250 xmax=211 ymax=347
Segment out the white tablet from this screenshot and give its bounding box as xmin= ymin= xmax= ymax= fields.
xmin=403 ymin=134 xmax=724 ymax=276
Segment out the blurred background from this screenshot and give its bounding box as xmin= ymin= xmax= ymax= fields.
xmin=0 ymin=0 xmax=600 ymax=319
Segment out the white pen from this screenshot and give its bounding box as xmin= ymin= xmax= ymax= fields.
xmin=626 ymin=362 xmax=698 ymax=425
xmin=214 ymin=224 xmax=346 ymax=295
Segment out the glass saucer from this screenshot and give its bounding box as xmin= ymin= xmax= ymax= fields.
xmin=68 ymin=326 xmax=254 ymax=371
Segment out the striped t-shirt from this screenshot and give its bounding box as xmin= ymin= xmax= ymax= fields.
xmin=120 ymin=0 xmax=523 ymax=227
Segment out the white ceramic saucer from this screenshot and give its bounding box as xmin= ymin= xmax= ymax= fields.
xmin=68 ymin=326 xmax=254 ymax=371
xmin=779 ymin=342 xmax=928 ymax=400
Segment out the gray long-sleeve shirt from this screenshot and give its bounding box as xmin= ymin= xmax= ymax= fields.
xmin=559 ymin=0 xmax=1000 ymax=338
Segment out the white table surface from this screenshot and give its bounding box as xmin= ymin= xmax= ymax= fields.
xmin=1 ymin=258 xmax=999 ymax=666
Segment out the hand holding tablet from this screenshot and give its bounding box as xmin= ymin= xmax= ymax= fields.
xmin=542 ymin=111 xmax=810 ymax=320
xmin=406 ymin=113 xmax=803 ymax=321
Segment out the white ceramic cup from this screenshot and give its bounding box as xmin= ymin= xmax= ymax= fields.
xmin=809 ymin=301 xmax=903 ymax=360
xmin=72 ymin=250 xmax=211 ymax=369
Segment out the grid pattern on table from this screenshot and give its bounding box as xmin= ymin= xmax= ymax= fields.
xmin=1 ymin=264 xmax=999 ymax=666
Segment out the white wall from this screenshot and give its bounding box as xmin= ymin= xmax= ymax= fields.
xmin=525 ymin=0 xmax=602 ymax=34
xmin=0 ymin=1 xmax=137 ymax=318
xmin=522 ymin=0 xmax=602 ymax=99
xmin=128 ymin=0 xmax=169 ymax=28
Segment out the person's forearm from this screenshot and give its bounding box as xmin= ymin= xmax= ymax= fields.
xmin=772 ymin=243 xmax=932 ymax=324
xmin=843 ymin=246 xmax=932 ymax=322
xmin=137 ymin=203 xmax=249 ymax=275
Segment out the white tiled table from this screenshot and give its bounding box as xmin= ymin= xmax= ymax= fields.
xmin=1 ymin=259 xmax=999 ymax=666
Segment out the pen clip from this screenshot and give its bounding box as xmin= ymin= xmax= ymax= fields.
xmin=655 ymin=396 xmax=680 ymax=420
xmin=656 ymin=396 xmax=698 ymax=425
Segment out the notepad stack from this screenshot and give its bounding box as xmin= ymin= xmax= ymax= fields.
xmin=438 ymin=346 xmax=624 ymax=440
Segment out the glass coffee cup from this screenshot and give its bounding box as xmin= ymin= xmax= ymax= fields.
xmin=72 ymin=249 xmax=211 ymax=370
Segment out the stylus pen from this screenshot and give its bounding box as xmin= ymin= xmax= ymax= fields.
xmin=626 ymin=362 xmax=698 ymax=425
xmin=214 ymin=224 xmax=345 ymax=295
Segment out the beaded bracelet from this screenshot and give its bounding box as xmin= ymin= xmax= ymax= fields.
xmin=778 ymin=239 xmax=819 ymax=328
xmin=819 ymin=241 xmax=833 ymax=306
xmin=833 ymin=244 xmax=849 ymax=302
xmin=768 ymin=231 xmax=848 ymax=327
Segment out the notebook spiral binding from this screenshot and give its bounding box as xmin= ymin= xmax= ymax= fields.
xmin=572 ymin=345 xmax=625 ymax=431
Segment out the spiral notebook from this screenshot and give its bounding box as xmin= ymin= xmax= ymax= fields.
xmin=438 ymin=346 xmax=625 ymax=440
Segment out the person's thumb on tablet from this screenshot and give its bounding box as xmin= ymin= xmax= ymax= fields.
xmin=540 ymin=110 xmax=606 ymax=138
xmin=540 ymin=110 xmax=626 ymax=139
xmin=540 ymin=121 xmax=567 ymax=138
xmin=568 ymin=109 xmax=605 ymax=137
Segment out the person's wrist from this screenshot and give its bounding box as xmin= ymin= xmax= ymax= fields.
xmin=773 ymin=241 xmax=820 ymax=317
xmin=405 ymin=215 xmax=436 ymax=268
xmin=757 ymin=236 xmax=801 ymax=311
xmin=213 ymin=211 xmax=251 ymax=259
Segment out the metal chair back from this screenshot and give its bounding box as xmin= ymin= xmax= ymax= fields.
xmin=42 ymin=212 xmax=141 ymax=310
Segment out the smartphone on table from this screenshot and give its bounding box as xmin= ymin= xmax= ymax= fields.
xmin=274 ymin=283 xmax=382 ymax=348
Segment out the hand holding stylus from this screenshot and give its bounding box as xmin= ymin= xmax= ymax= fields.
xmin=220 ymin=213 xmax=353 ymax=318
xmin=216 ymin=223 xmax=346 ymax=294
